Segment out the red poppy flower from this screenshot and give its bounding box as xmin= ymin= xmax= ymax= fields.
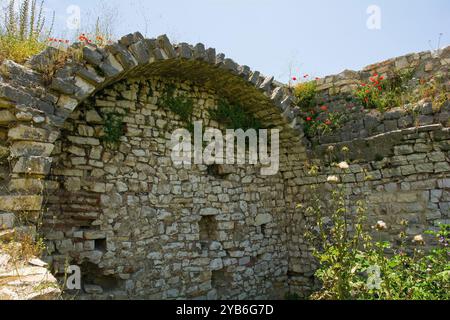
xmin=292 ymin=77 xmax=297 ymax=81
xmin=303 ymin=74 xmax=309 ymax=78
xmin=320 ymin=105 xmax=328 ymax=111
xmin=325 ymin=120 xmax=332 ymax=125
xmin=361 ymin=83 xmax=366 ymax=87
xmin=379 ymin=76 xmax=384 ymax=80
xmin=373 ymin=73 xmax=378 ymax=77
xmin=306 ymin=117 xmax=312 ymax=121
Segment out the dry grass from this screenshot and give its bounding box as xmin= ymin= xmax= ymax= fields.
xmin=0 ymin=35 xmax=46 ymax=64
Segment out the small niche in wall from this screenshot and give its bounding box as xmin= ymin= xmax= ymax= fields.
xmin=199 ymin=215 xmax=218 ymax=245
xmin=95 ymin=239 xmax=107 ymax=252
xmin=80 ymin=262 xmax=122 ymax=293
xmin=212 ymin=269 xmax=233 ymax=298
xmin=260 ymin=224 xmax=267 ymax=237
xmin=207 ymin=164 xmax=234 ymax=178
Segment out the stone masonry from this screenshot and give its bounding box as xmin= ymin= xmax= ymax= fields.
xmin=0 ymin=32 xmax=448 ymax=299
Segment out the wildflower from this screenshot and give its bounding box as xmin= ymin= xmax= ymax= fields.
xmin=379 ymin=76 xmax=384 ymax=80
xmin=292 ymin=77 xmax=297 ymax=81
xmin=320 ymin=105 xmax=328 ymax=111
xmin=341 ymin=146 xmax=350 ymax=153
xmin=375 ymin=220 xmax=387 ymax=231
xmin=315 ymin=77 xmax=320 ymax=80
xmin=306 ymin=117 xmax=312 ymax=122
xmin=327 ymin=145 xmax=335 ymax=153
xmin=327 ymin=175 xmax=339 ymax=183
xmin=373 ymin=73 xmax=378 ymax=77
xmin=303 ymin=74 xmax=309 ymax=78
xmin=412 ymin=235 xmax=425 ymax=246
xmin=325 ymin=119 xmax=332 ymax=125
xmin=337 ymin=161 xmax=349 ymax=169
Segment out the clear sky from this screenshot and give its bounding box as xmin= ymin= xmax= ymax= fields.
xmin=34 ymin=0 xmax=450 ymax=81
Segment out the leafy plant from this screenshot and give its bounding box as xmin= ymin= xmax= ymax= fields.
xmin=301 ymin=105 xmax=347 ymax=137
xmin=302 ymin=161 xmax=450 ymax=300
xmin=354 ymin=73 xmax=386 ymax=111
xmin=0 ymin=0 xmax=54 ymax=64
xmin=208 ymin=99 xmax=262 ymax=131
xmin=418 ymin=75 xmax=449 ymax=111
xmin=160 ymin=85 xmax=194 ymax=130
xmin=102 ymin=112 xmax=125 ymax=147
xmin=294 ymin=81 xmax=317 ymax=111
xmin=354 ymin=69 xmax=415 ymax=112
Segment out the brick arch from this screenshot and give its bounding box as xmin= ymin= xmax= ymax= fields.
xmin=0 ymin=32 xmax=306 ymax=231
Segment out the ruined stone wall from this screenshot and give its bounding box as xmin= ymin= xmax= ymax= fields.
xmin=285 ymin=124 xmax=450 ymax=296
xmin=43 ymin=77 xmax=290 ymax=299
xmin=0 ymin=31 xmax=448 ymax=300
xmin=284 ymin=47 xmax=450 ymax=297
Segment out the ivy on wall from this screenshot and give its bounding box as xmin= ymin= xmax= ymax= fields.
xmin=159 ymin=84 xmax=195 ymax=132
xmin=102 ymin=112 xmax=125 ymax=147
xmin=208 ymin=100 xmax=262 ymax=131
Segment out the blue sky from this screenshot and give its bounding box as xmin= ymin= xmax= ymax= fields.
xmin=37 ymin=0 xmax=450 ymax=81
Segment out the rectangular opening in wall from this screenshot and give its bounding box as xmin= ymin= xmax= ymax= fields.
xmin=211 ymin=269 xmax=233 ymax=298
xmin=199 ymin=215 xmax=218 ymax=247
xmin=95 ymin=239 xmax=107 ymax=252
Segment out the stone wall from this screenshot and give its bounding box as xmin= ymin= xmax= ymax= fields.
xmin=283 ymin=46 xmax=450 ymax=296
xmin=43 ymin=77 xmax=290 ymax=299
xmin=0 ymin=32 xmax=448 ymax=300
xmin=285 ymin=124 xmax=450 ymax=296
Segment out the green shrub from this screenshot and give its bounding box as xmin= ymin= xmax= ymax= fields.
xmin=160 ymin=85 xmax=194 ymax=130
xmin=354 ymin=69 xmax=414 ymax=112
xmin=294 ymin=81 xmax=317 ymax=110
xmin=208 ymin=100 xmax=262 ymax=131
xmin=102 ymin=112 xmax=125 ymax=147
xmin=302 ymin=160 xmax=450 ymax=300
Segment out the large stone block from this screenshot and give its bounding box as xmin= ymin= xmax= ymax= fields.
xmin=0 ymin=195 xmax=43 ymax=211
xmin=12 ymin=156 xmax=52 ymax=175
xmin=9 ymin=178 xmax=44 ymax=193
xmin=255 ymin=213 xmax=272 ymax=226
xmin=10 ymin=141 xmax=55 ymax=157
xmin=8 ymin=125 xmax=59 ymax=143
xmin=0 ymin=213 xmax=15 ymax=230
xmin=0 ymin=110 xmax=15 ymax=124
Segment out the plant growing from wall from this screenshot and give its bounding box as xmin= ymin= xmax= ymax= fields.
xmin=301 ymin=105 xmax=347 ymax=137
xmin=354 ymin=69 xmax=415 ymax=112
xmin=160 ymin=84 xmax=195 ymax=131
xmin=293 ymin=81 xmax=317 ymax=111
xmin=301 ymin=157 xmax=450 ymax=300
xmin=417 ymin=75 xmax=449 ymax=111
xmin=0 ymin=0 xmax=55 ymax=64
xmin=102 ymin=112 xmax=125 ymax=147
xmin=208 ymin=99 xmax=262 ymax=131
